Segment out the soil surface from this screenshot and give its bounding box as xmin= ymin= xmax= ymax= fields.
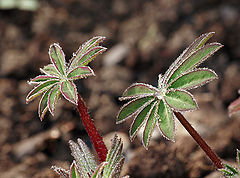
xmin=0 ymin=0 xmax=239 ymax=177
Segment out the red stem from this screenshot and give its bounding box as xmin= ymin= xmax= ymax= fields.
xmin=77 ymin=94 xmax=108 ymax=162
xmin=174 ymin=112 xmax=223 ymax=169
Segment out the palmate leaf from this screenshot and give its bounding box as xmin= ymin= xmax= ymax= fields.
xmin=53 ymin=135 xmax=127 ymax=178
xmin=117 ymin=32 xmax=222 ymax=148
xmin=26 ymin=37 xmax=106 ymax=121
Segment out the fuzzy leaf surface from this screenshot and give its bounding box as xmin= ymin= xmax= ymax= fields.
xmin=121 ymin=83 xmax=157 ymax=100
xmin=168 ymin=43 xmax=222 ymax=84
xmin=40 ymin=64 xmax=60 ymax=77
xmin=67 ymin=66 xmax=95 ymax=80
xmin=168 ymin=68 xmax=217 ymax=90
xmin=48 ymin=84 xmax=60 ymax=115
xmin=157 ymin=100 xmax=174 ymax=141
xmin=69 ymin=36 xmax=105 ymax=69
xmin=143 ymin=102 xmax=158 ymax=148
xmin=130 ymin=101 xmax=155 ymax=141
xmin=49 ymin=43 xmax=66 ymax=76
xmin=165 ymin=90 xmax=198 ymax=111
xmin=61 ymin=80 xmax=78 ymax=105
xmin=117 ymin=96 xmax=154 ymax=123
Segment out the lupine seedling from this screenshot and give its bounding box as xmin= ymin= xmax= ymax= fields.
xmin=52 ymin=135 xmax=128 ymax=178
xmin=26 ymin=37 xmax=108 ymax=162
xmin=117 ymin=32 xmax=226 ymax=169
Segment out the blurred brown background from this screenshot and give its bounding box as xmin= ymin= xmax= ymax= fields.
xmin=0 ymin=0 xmax=239 ymax=177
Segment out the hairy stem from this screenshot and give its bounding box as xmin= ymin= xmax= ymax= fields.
xmin=174 ymin=112 xmax=223 ymax=169
xmin=77 ymin=94 xmax=108 ymax=162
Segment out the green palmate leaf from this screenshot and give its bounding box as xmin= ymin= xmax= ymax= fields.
xmin=69 ymin=36 xmax=105 ymax=69
xmin=29 ymin=75 xmax=59 ymax=84
xmin=117 ymin=96 xmax=155 ymax=124
xmin=143 ymin=102 xmax=158 ymax=148
xmin=120 ymin=83 xmax=157 ymax=100
xmin=49 ymin=43 xmax=66 ymax=76
xmin=48 ymin=84 xmax=60 ymax=115
xmin=168 ymin=68 xmax=218 ymax=90
xmin=168 ymin=43 xmax=222 ymax=84
xmin=40 ymin=64 xmax=61 ymax=77
xmin=60 ymin=80 xmax=78 ymax=105
xmin=70 ymin=161 xmax=81 ymax=178
xmin=165 ymin=90 xmax=198 ymax=111
xmin=38 ymin=88 xmax=52 ymax=120
xmin=157 ymin=100 xmax=174 ymax=141
xmin=26 ymin=80 xmax=59 ymax=103
xmin=67 ymin=66 xmax=95 ymax=80
xmin=130 ymin=101 xmax=156 ymax=141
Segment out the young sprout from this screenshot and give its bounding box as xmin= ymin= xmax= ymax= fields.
xmin=26 ymin=37 xmax=106 ymax=120
xmin=52 ymin=135 xmax=127 ymax=178
xmin=26 ymin=37 xmax=108 ymax=162
xmin=117 ymin=32 xmax=225 ymax=169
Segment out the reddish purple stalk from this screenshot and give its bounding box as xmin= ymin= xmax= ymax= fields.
xmin=174 ymin=112 xmax=223 ymax=169
xmin=77 ymin=94 xmax=108 ymax=162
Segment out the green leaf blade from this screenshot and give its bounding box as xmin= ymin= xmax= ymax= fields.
xmin=168 ymin=68 xmax=218 ymax=90
xmin=67 ymin=66 xmax=95 ymax=80
xmin=69 ymin=36 xmax=106 ymax=69
xmin=29 ymin=75 xmax=59 ymax=84
xmin=168 ymin=43 xmax=222 ymax=84
xmin=182 ymin=32 xmax=215 ymax=60
xmin=40 ymin=64 xmax=61 ymax=77
xmin=48 ymin=84 xmax=60 ymax=115
xmin=38 ymin=88 xmax=52 ymax=121
xmin=120 ymin=83 xmax=157 ymax=100
xmin=165 ymin=90 xmax=198 ymax=111
xmin=77 ymin=46 xmax=106 ymax=66
xmin=49 ymin=43 xmax=66 ymax=76
xmin=70 ymin=161 xmax=81 ymax=178
xmin=60 ymin=80 xmax=78 ymax=105
xmin=157 ymin=100 xmax=175 ymax=141
xmin=26 ymin=80 xmax=59 ymax=103
xmin=130 ymin=101 xmax=155 ymax=141
xmin=117 ymin=96 xmax=155 ymax=124
xmin=143 ymin=102 xmax=158 ymax=148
